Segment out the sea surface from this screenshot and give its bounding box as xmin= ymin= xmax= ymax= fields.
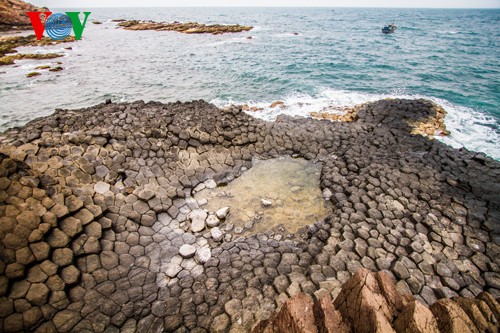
xmin=0 ymin=7 xmax=499 ymax=159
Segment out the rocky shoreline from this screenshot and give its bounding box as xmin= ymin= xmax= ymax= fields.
xmin=0 ymin=98 xmax=499 ymax=332
xmin=0 ymin=0 xmax=48 ymax=31
xmin=116 ymin=20 xmax=253 ymax=35
xmin=0 ymin=35 xmax=75 ymax=71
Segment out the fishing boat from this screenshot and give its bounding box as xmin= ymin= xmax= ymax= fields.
xmin=382 ymin=24 xmax=397 ymax=34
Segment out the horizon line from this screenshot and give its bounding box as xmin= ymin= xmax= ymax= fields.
xmin=47 ymin=5 xmax=500 ymax=9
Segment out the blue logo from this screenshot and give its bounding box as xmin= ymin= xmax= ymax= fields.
xmin=45 ymin=13 xmax=73 ymax=40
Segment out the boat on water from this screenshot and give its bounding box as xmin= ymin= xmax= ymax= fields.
xmin=382 ymin=24 xmax=397 ymax=34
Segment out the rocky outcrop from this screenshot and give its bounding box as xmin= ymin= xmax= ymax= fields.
xmin=0 ymin=35 xmax=75 ymax=66
xmin=310 ymin=107 xmax=359 ymax=123
xmin=0 ymin=98 xmax=499 ymax=332
xmin=310 ymin=100 xmax=449 ymax=136
xmin=0 ymin=0 xmax=48 ymax=30
xmin=254 ymin=269 xmax=499 ymax=333
xmin=117 ymin=20 xmax=253 ymax=35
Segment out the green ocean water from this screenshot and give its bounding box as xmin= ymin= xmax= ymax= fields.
xmin=0 ymin=7 xmax=498 ymax=158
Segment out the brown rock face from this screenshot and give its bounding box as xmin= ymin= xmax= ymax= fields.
xmin=0 ymin=0 xmax=48 ymax=28
xmin=394 ymin=300 xmax=440 ymax=333
xmin=253 ymin=269 xmax=500 ymax=333
xmin=430 ymin=299 xmax=479 ymax=333
xmin=252 ymin=293 xmax=318 ymax=333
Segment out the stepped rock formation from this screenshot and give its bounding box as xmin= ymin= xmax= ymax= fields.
xmin=253 ymin=269 xmax=499 ymax=333
xmin=0 ymin=0 xmax=48 ymax=30
xmin=0 ymin=99 xmax=499 ymax=332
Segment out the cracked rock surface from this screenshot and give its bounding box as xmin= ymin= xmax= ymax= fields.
xmin=253 ymin=269 xmax=500 ymax=333
xmin=0 ymin=99 xmax=499 ymax=332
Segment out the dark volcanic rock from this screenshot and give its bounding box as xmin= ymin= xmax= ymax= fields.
xmin=0 ymin=98 xmax=499 ymax=332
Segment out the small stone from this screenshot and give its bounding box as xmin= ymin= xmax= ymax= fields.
xmin=393 ymin=261 xmax=411 ymax=280
xmin=94 ymin=181 xmax=110 ymax=194
xmin=189 ymin=209 xmax=207 ymax=233
xmin=16 ymin=247 xmax=35 ymax=265
xmin=195 ymin=247 xmax=211 ymax=264
xmin=4 ymin=313 xmax=23 ymax=332
xmin=52 ymin=248 xmax=73 ymax=267
xmin=205 ymin=179 xmax=217 ymax=189
xmin=179 ymin=244 xmax=196 ymax=258
xmin=60 ymin=265 xmax=80 ymax=285
xmin=16 ymin=211 xmax=40 ymax=230
xmin=65 ymin=195 xmax=83 ymax=213
xmin=224 ymin=299 xmax=242 ymax=318
xmin=165 ymin=263 xmax=182 ymax=278
xmin=52 ymin=310 xmax=81 ymax=332
xmin=26 ymin=283 xmax=49 ymax=306
xmin=261 ymin=199 xmax=273 ymax=207
xmin=5 ymin=263 xmax=25 ymax=279
xmin=216 ymin=207 xmax=230 ymax=219
xmin=206 ymin=214 xmax=220 ymax=227
xmin=211 ymin=227 xmax=223 ymax=242
xmin=484 ymin=272 xmax=500 ymax=289
xmin=211 ymin=313 xmax=230 ymax=333
xmin=47 ymin=228 xmax=70 ymax=248
xmin=95 ymin=165 xmax=109 ymax=178
xmin=100 ymin=251 xmax=119 ymax=270
xmin=138 ymin=189 xmax=155 ymax=201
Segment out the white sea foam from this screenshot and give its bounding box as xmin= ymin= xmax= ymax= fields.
xmin=211 ymin=89 xmax=500 ymax=160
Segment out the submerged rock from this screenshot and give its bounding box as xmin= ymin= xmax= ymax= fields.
xmin=0 ymin=35 xmax=75 ymax=66
xmin=25 ymin=71 xmax=40 ymax=78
